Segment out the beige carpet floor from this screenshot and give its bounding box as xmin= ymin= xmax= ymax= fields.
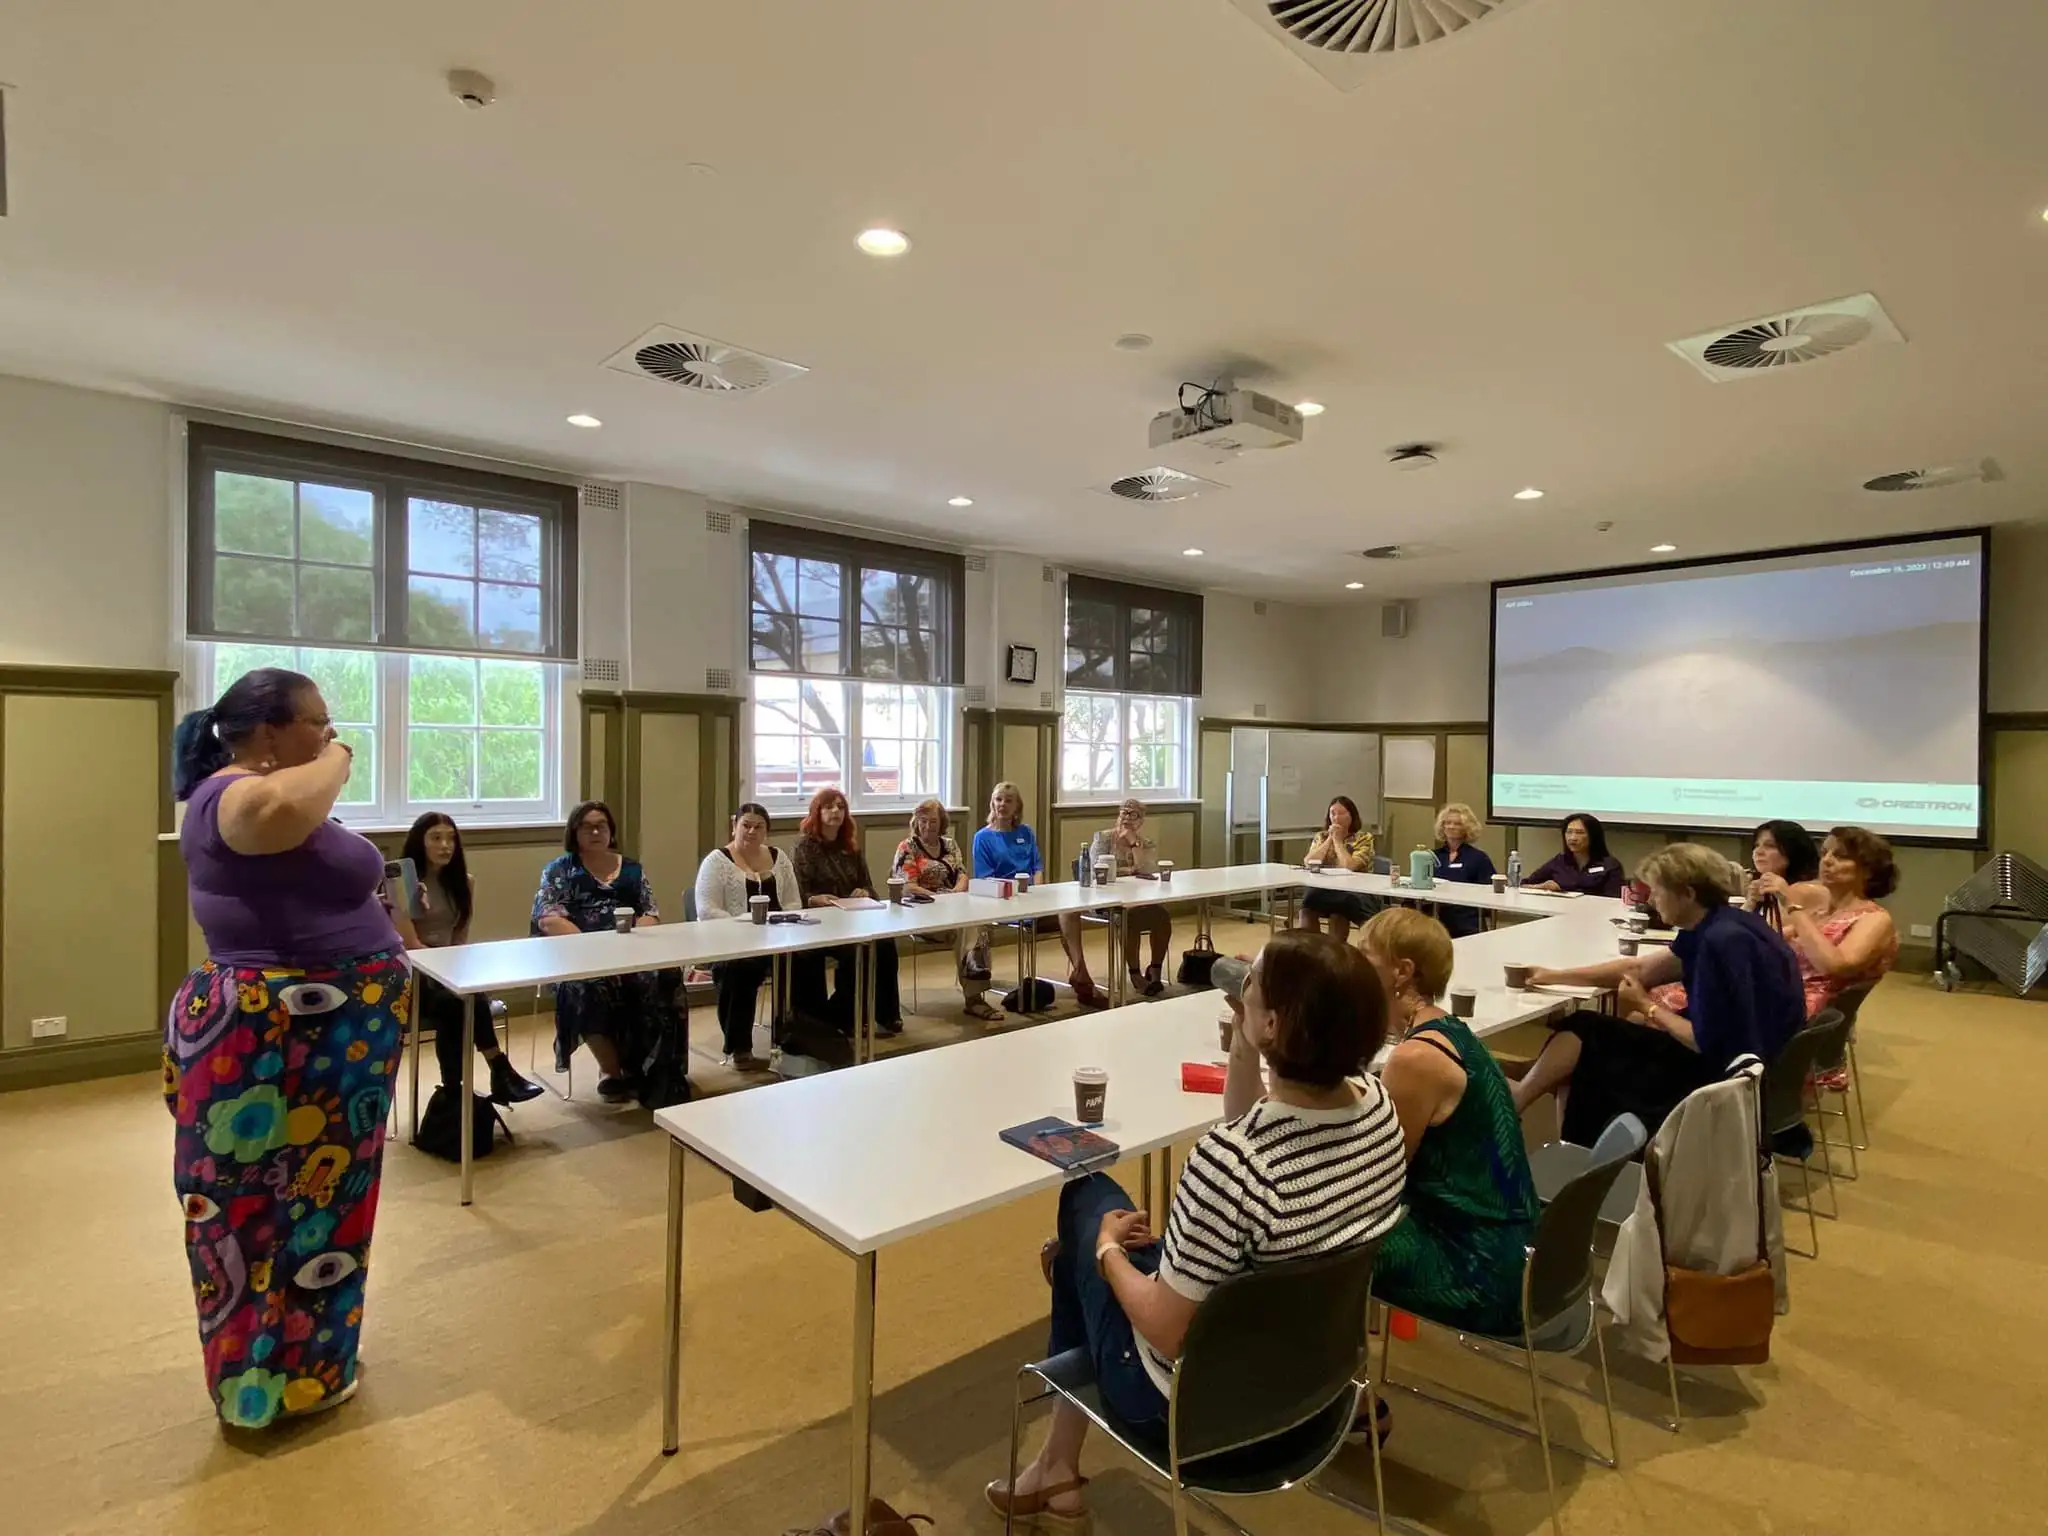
xmin=4 ymin=930 xmax=2046 ymax=1536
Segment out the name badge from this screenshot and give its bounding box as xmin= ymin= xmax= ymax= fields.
xmin=1586 ymin=865 xmax=1605 ymax=875
xmin=1447 ymin=862 xmax=1462 ymax=870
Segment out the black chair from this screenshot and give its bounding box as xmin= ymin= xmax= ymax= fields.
xmin=1763 ymin=1010 xmax=1852 ymax=1258
xmin=1006 ymin=1241 xmax=1388 ymax=1536
xmin=1382 ymin=1125 xmax=1643 ymax=1534
xmin=1813 ymin=981 xmax=1878 ymax=1169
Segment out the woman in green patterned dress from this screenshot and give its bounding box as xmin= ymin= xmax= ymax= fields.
xmin=1362 ymin=906 xmax=1538 ymax=1339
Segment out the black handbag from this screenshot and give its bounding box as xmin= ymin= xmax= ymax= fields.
xmin=1177 ymin=941 xmax=1221 ymax=987
xmin=413 ymin=1086 xmax=509 ymax=1162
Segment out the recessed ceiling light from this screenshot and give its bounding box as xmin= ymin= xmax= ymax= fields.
xmin=857 ymin=227 xmax=910 ymax=257
xmin=1651 ymin=543 xmax=1678 ymax=553
xmin=1514 ymin=487 xmax=1545 ymax=501
xmin=947 ymin=496 xmax=974 ymax=507
xmin=1182 ymin=548 xmax=1205 ymax=558
xmin=1344 ymin=581 xmax=1365 ymax=590
xmin=566 ymin=413 xmax=602 ymax=429
xmin=1296 ymin=401 xmax=1326 ymax=417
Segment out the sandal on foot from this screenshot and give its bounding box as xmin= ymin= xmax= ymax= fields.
xmin=963 ymin=997 xmax=1005 ymax=1023
xmin=984 ymin=1475 xmax=1090 ymax=1529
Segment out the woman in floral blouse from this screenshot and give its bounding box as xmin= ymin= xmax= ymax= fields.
xmin=792 ymin=787 xmax=902 ymax=1036
xmin=892 ymin=798 xmax=1003 ymax=1021
xmin=531 ymin=800 xmax=663 ymax=1102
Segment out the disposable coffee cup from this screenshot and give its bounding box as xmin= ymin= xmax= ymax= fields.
xmin=1503 ymin=962 xmax=1533 ymax=990
xmin=1304 ymin=858 xmax=1324 ymax=874
xmin=1016 ymin=872 xmax=1033 ymax=892
xmin=1093 ymin=858 xmax=1115 ymax=886
xmin=1211 ymin=956 xmax=1251 ymax=1006
xmin=1073 ymin=1066 xmax=1109 ymax=1126
xmin=1448 ymin=987 xmax=1477 ymax=1017
xmin=1157 ymin=860 xmax=1174 ymax=883
xmin=887 ymin=877 xmax=906 ymax=905
xmin=1619 ymin=937 xmax=1641 ymax=957
xmin=1625 ymin=914 xmax=1648 ymax=935
xmin=612 ymin=905 xmax=635 ymax=934
xmin=1490 ymin=874 xmax=1507 ymax=894
xmin=749 ymin=895 xmax=770 ymax=925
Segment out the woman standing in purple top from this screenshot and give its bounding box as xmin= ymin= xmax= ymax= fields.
xmin=165 ymin=668 xmax=409 ymax=1431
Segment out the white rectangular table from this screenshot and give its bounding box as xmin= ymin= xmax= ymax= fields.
xmin=650 ymin=919 xmax=1617 ymax=1535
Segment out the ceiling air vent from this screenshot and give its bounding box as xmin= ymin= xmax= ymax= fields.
xmin=603 ymin=325 xmax=808 ymax=396
xmin=1228 ymin=0 xmax=1530 ymax=91
xmin=1667 ymin=292 xmax=1904 ymax=382
xmin=1863 ymin=460 xmax=2001 ymax=492
xmin=1099 ymin=466 xmax=1223 ymax=504
xmin=579 ymin=483 xmax=623 ymax=513
xmin=1360 ymin=545 xmax=1409 ymax=560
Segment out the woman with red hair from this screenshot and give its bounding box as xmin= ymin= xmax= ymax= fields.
xmin=792 ymin=787 xmax=902 ymax=1036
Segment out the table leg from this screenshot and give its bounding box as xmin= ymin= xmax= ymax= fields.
xmin=459 ymin=992 xmax=476 ymax=1207
xmin=849 ymin=1250 xmax=878 ymax=1536
xmin=854 ymin=943 xmax=872 ymax=1065
xmin=1108 ymin=910 xmax=1125 ymax=1007
xmin=662 ymin=1138 xmax=687 ymax=1454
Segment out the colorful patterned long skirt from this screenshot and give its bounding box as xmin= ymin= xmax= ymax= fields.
xmin=162 ymin=950 xmax=410 ymax=1429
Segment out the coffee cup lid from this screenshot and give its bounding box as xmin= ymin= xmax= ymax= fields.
xmin=1211 ymin=956 xmax=1251 ymax=1005
xmin=1073 ymin=1065 xmax=1108 ymax=1081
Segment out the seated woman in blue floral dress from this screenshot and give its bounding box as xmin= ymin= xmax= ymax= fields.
xmin=532 ymin=800 xmax=664 ymax=1102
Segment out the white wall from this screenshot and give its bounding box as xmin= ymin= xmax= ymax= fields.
xmin=621 ymin=484 xmax=744 ymax=694
xmin=1988 ymin=521 xmax=2048 ymax=713
xmin=1200 ymin=594 xmax=1321 ymax=722
xmin=0 ymin=376 xmax=171 ymax=671
xmin=1310 ymin=586 xmax=1493 ymax=724
xmin=988 ymin=551 xmax=1061 ymax=710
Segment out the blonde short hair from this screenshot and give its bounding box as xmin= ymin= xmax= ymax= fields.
xmin=1638 ymin=842 xmax=1739 ymax=908
xmin=1435 ymin=802 xmax=1483 ymax=843
xmin=1359 ymin=906 xmax=1456 ymax=1001
xmin=987 ymin=781 xmax=1023 ymax=822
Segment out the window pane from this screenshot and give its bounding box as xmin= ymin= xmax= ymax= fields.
xmin=409 ymin=499 xmax=477 ymax=578
xmin=478 ymin=510 xmax=542 ymax=583
xmin=861 ymin=737 xmax=902 ymax=799
xmin=214 ymin=473 xmax=295 ymax=557
xmin=298 ymin=564 xmax=375 ymax=643
xmin=409 ymin=575 xmax=477 ymax=647
xmin=297 ymin=648 xmax=375 ymax=724
xmin=213 ymin=642 xmax=296 ymax=697
xmin=215 ymin=555 xmax=296 ymax=635
xmin=1060 ymin=691 xmax=1122 ymax=795
xmin=797 ymin=559 xmax=842 ymax=620
xmin=299 ymin=483 xmax=375 ymax=566
xmin=480 ymin=661 xmax=543 ymax=727
xmin=859 ymin=625 xmax=904 ymax=679
xmin=751 ymin=552 xmax=796 ymax=611
xmin=1064 ymin=598 xmax=1118 ymax=687
xmin=751 ymin=609 xmax=798 ymax=671
xmin=408 ymin=727 xmax=475 ymax=800
xmin=800 ymin=618 xmax=841 ymax=673
xmin=334 ymin=726 xmax=375 ymax=805
xmin=478 ymin=582 xmax=542 ymax=651
xmin=479 ymin=731 xmax=543 ymax=800
xmin=409 ymin=655 xmax=478 ymax=725
xmin=860 ymin=568 xmax=933 ymax=629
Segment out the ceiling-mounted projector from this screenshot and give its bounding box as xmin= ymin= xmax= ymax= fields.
xmin=1149 ymin=386 xmax=1304 ymax=465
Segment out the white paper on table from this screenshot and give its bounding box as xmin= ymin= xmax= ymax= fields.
xmin=835 ymin=897 xmax=888 ymax=910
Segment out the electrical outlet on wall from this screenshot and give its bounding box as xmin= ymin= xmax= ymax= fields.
xmin=1910 ymin=924 xmax=1933 ymax=940
xmin=30 ymin=1016 xmax=67 ymax=1040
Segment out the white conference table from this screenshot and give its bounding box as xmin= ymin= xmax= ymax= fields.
xmin=410 ymin=863 xmax=1313 ymax=1204
xmin=651 ymin=910 xmax=1624 ymax=1534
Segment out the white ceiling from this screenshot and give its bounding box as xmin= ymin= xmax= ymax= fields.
xmin=1 ymin=0 xmax=2045 ymax=599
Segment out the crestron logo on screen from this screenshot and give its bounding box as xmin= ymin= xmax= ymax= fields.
xmin=1499 ymin=780 xmax=1515 ymax=798
xmin=1856 ymin=797 xmax=1974 ymax=812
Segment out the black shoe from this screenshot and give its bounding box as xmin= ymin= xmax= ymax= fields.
xmin=597 ymin=1074 xmax=639 ymax=1104
xmin=876 ymin=1018 xmax=904 ymax=1038
xmin=488 ymin=1055 xmax=545 ymax=1105
xmin=553 ymin=1041 xmax=572 ymax=1074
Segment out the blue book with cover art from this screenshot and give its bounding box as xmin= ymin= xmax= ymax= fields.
xmin=999 ymin=1117 xmax=1120 ymax=1173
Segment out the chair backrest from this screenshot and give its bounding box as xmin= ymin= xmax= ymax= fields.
xmin=1762 ymin=1011 xmax=1851 ymax=1137
xmin=1524 ymin=1120 xmax=1645 ymax=1331
xmin=1833 ymin=981 xmax=1876 ymax=1026
xmin=1171 ymin=1240 xmax=1382 ymax=1463
xmin=1586 ymin=1112 xmax=1648 ymax=1166
xmin=1372 ymin=856 xmax=1393 ymax=876
xmin=682 ymin=886 xmax=699 ymax=923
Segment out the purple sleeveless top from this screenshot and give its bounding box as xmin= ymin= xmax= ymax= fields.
xmin=181 ymin=773 xmax=402 ymax=968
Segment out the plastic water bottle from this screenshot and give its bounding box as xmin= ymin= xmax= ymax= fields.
xmin=1507 ymin=849 xmax=1523 ymax=889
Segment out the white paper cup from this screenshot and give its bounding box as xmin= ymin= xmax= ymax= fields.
xmin=887 ymin=877 xmax=906 ymax=904
xmin=749 ymin=895 xmax=770 ymax=925
xmin=1157 ymin=861 xmax=1174 ymax=883
xmin=612 ymin=906 xmax=635 ymax=933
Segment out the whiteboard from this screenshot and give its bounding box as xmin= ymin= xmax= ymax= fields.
xmin=1383 ymin=736 xmax=1437 ymax=802
xmin=1265 ymin=730 xmax=1381 ymax=832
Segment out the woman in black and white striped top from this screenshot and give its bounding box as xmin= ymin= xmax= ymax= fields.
xmin=987 ymin=930 xmax=1407 ymax=1529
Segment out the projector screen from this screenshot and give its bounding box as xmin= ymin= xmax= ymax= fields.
xmin=1489 ymin=531 xmax=1987 ymax=843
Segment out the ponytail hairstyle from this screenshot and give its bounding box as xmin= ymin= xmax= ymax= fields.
xmin=172 ymin=668 xmax=314 ymax=802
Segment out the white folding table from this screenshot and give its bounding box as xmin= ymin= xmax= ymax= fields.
xmin=650 ymin=928 xmax=1613 ymax=1536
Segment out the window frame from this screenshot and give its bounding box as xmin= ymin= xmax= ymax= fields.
xmin=1063 ymin=572 xmax=1203 ymax=697
xmin=747 ymin=674 xmax=957 ymax=820
xmin=195 ymin=640 xmax=565 ymax=829
xmin=187 ymin=423 xmax=579 ymax=662
xmin=1058 ymin=688 xmax=1195 ymax=805
xmin=747 ymin=520 xmax=965 ymax=685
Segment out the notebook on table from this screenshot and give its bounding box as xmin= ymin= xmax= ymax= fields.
xmin=999 ymin=1117 xmax=1120 ymax=1173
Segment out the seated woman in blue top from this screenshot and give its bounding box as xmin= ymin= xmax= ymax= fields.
xmin=966 ymin=781 xmax=1039 ymax=1006
xmin=532 ymin=800 xmax=663 ymax=1103
xmin=1525 ymin=812 xmax=1625 ymax=898
xmin=1430 ymin=802 xmax=1496 ymax=938
xmin=1512 ymin=842 xmax=1805 ymax=1144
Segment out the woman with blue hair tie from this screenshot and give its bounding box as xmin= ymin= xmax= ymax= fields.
xmin=165 ymin=667 xmax=408 ymax=1430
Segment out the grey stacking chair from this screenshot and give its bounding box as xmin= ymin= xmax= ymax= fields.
xmin=1813 ymin=981 xmax=1877 ymax=1171
xmin=1381 ymin=1120 xmax=1643 ymax=1534
xmin=1007 ymin=1241 xmax=1388 ymax=1536
xmin=1763 ymin=1010 xmax=1852 ymax=1258
xmin=1527 ymin=1112 xmax=1647 ymax=1232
